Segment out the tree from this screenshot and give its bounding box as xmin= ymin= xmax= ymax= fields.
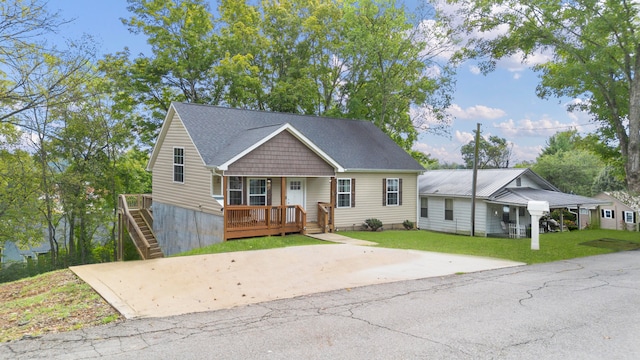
xmin=0 ymin=134 xmax=42 ymax=249
xmin=107 ymin=0 xmax=456 ymax=155
xmin=592 ymin=166 xmax=626 ymax=194
xmin=0 ymin=0 xmax=91 ymax=123
xmin=532 ymin=149 xmax=603 ymax=196
xmin=460 ymin=131 xmax=512 ymax=168
xmin=540 ymin=129 xmax=581 ymax=157
xmin=446 ymin=0 xmax=640 ymax=192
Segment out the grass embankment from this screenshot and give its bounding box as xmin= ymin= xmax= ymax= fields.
xmin=0 ymin=270 xmax=121 ymax=342
xmin=339 ymin=229 xmax=640 ymax=264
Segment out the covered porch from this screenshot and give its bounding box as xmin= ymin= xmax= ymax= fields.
xmin=222 ymin=177 xmax=336 ymax=240
xmin=486 ymin=187 xmax=609 ymax=238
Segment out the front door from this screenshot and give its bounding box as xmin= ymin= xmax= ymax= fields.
xmin=286 ymin=178 xmax=306 ymax=208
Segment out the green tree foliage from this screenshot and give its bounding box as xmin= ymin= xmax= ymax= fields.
xmin=446 ymin=0 xmax=640 ymax=193
xmin=105 ymin=0 xmax=456 ymax=153
xmin=540 ymin=129 xmax=581 ymax=157
xmin=531 ymin=131 xmax=604 ymax=196
xmin=0 ymin=0 xmax=92 ymax=123
xmin=532 ymin=150 xmax=603 ymax=196
xmin=591 ymin=166 xmax=626 ymax=194
xmin=460 ymin=131 xmax=512 ymax=168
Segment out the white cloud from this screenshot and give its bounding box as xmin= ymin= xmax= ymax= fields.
xmin=511 ymin=143 xmax=544 ymax=163
xmin=413 ymin=141 xmax=463 ymax=163
xmin=448 ymin=104 xmax=507 ymax=120
xmin=469 ymin=65 xmax=481 ymax=75
xmin=493 ymin=115 xmax=581 ymax=138
xmin=454 ymin=130 xmax=475 ymax=144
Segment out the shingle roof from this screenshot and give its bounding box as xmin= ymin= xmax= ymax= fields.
xmin=169 ymin=102 xmax=424 ymax=172
xmin=418 ymin=168 xmax=557 ymax=197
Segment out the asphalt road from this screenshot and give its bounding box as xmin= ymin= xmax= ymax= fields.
xmin=2 ymin=251 xmax=639 ymax=359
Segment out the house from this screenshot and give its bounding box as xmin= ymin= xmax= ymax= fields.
xmin=140 ymin=102 xmax=424 ymax=256
xmin=418 ymin=168 xmax=608 ymax=237
xmin=594 ymin=191 xmax=640 ymax=231
xmin=1 ymin=241 xmax=51 ymax=267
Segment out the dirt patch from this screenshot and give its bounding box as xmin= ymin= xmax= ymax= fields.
xmin=0 ymin=269 xmax=121 ymax=343
xmin=580 ymin=238 xmax=640 ymax=251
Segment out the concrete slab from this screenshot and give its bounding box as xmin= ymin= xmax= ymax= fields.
xmin=306 ymin=232 xmax=378 ymax=246
xmin=70 ymin=244 xmax=524 ymax=319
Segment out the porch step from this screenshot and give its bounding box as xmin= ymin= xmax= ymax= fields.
xmin=305 ymin=222 xmax=323 ymax=235
xmin=129 ymin=209 xmax=164 ymax=259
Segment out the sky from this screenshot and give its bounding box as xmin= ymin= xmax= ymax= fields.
xmin=49 ymin=0 xmax=599 ymax=165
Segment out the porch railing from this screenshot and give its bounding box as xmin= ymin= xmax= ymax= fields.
xmin=225 ymin=205 xmax=306 ymax=239
xmin=317 ymin=202 xmax=334 ymax=233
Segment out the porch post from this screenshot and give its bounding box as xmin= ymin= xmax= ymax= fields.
xmin=117 ymin=212 xmax=123 ymax=261
xmin=329 ymin=177 xmax=336 ymax=232
xmin=281 ymin=177 xmax=286 ymax=236
xmin=515 ymin=206 xmax=521 ymax=238
xmin=223 ymin=176 xmax=228 ymax=241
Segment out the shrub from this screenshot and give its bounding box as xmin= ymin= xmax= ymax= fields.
xmin=403 ymin=220 xmax=414 ymax=230
xmin=364 ymin=218 xmax=383 ymax=231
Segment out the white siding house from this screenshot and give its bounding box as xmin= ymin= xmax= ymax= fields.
xmin=418 ymin=169 xmax=607 ymax=237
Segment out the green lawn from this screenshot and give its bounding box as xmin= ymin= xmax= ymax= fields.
xmin=339 ymin=229 xmax=640 ymax=264
xmin=172 ymin=234 xmax=327 ymax=257
xmin=172 ymin=229 xmax=640 ymax=265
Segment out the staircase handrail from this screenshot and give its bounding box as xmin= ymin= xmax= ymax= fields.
xmin=119 ymin=194 xmax=151 ymax=259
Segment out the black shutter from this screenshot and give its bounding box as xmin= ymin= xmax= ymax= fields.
xmin=601 ymin=209 xmax=605 ymax=218
xmin=612 ymin=210 xmax=615 ymax=219
xmin=382 ymin=178 xmax=387 ymax=206
xmin=399 ymin=178 xmax=403 ymax=206
xmin=351 ymin=178 xmax=356 ymax=207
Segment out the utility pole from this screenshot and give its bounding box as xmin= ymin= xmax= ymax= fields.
xmin=471 ymin=123 xmax=480 ymax=237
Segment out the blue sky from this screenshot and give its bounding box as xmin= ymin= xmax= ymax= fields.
xmin=50 ymin=0 xmax=598 ymax=165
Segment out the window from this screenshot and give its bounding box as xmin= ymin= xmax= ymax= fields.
xmin=445 ymin=199 xmax=454 ymax=220
xmin=516 ymin=178 xmax=522 ymax=186
xmin=228 ymin=176 xmax=243 ymax=205
xmin=211 ymin=174 xmax=222 ymax=197
xmin=420 ymin=197 xmax=428 ymax=218
xmin=601 ymin=209 xmax=614 ymax=219
xmin=173 ymin=148 xmax=184 ymax=183
xmin=337 ymin=178 xmax=352 ymax=208
xmin=248 ymin=178 xmax=267 ymax=206
xmin=386 ymin=178 xmax=399 ymax=206
xmin=623 ymin=211 xmax=636 ymax=224
xmin=289 ymin=180 xmax=301 ymax=190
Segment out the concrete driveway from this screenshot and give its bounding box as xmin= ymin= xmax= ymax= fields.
xmin=71 ymin=243 xmax=523 ymax=319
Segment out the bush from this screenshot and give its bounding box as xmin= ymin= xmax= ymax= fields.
xmin=364 ymin=218 xmax=383 ymax=231
xmin=403 ymin=220 xmax=414 ymax=230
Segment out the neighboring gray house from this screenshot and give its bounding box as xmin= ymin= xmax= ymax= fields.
xmin=594 ymin=191 xmax=640 ymax=231
xmin=1 ymin=241 xmax=50 ymax=267
xmin=145 ymin=102 xmax=424 ymax=256
xmin=418 ymin=168 xmax=607 ymax=237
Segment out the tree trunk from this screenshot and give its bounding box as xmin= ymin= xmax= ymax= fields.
xmin=627 ymin=52 xmax=640 ymax=193
xmin=68 ymin=212 xmax=75 ymax=259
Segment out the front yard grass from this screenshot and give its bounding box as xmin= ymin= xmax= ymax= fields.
xmin=173 ymin=234 xmax=327 ymax=257
xmin=339 ymin=229 xmax=640 ymax=264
